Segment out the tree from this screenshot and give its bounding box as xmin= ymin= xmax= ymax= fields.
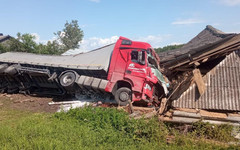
xmin=155 ymin=44 xmax=184 ymax=54
xmin=0 ymin=20 xmax=84 ymax=55
xmin=55 ymin=20 xmax=84 ymax=51
xmin=36 ymin=41 xmax=64 ymax=55
xmin=0 ymin=33 xmax=38 ymax=54
xmin=0 ymin=44 xmax=6 ymax=53
xmin=15 ymin=32 xmax=38 ymax=53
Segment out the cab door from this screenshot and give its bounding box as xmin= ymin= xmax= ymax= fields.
xmin=124 ymin=49 xmax=147 ymax=92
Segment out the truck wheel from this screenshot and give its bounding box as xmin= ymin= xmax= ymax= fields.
xmin=60 ymin=72 xmax=76 ymax=87
xmin=114 ymin=87 xmax=131 ymax=106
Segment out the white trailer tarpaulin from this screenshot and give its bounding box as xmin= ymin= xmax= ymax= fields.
xmin=0 ymin=43 xmax=115 ymax=72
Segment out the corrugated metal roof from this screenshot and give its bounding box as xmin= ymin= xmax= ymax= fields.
xmin=172 ymin=50 xmax=240 ymax=111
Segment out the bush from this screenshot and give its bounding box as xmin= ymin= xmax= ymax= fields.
xmin=55 ymin=107 xmax=169 ymax=143
xmin=192 ymin=121 xmax=236 ymax=142
xmin=0 ymin=107 xmax=239 ymax=149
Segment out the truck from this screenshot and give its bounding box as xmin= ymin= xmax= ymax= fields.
xmin=0 ymin=37 xmax=168 ymax=105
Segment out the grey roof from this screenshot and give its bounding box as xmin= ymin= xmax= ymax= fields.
xmin=0 ymin=35 xmax=11 ymax=43
xmin=172 ymin=51 xmax=240 ymax=111
xmin=159 ymin=25 xmax=235 ymax=68
xmin=0 ymin=43 xmax=115 ymax=71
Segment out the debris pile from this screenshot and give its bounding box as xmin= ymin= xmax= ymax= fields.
xmin=158 ymin=25 xmax=240 ymax=125
xmin=47 ymin=25 xmax=240 ymax=126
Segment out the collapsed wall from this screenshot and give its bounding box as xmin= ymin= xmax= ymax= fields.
xmin=172 ymin=51 xmax=240 ymax=111
xmin=158 ymin=25 xmax=240 ymax=112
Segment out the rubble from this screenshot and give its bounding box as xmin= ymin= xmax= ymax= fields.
xmin=157 ymin=25 xmax=240 ymax=125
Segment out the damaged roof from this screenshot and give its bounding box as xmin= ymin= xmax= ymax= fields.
xmin=172 ymin=51 xmax=240 ymax=111
xmin=159 ymin=25 xmax=239 ymax=71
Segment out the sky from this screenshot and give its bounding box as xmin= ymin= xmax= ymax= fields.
xmin=1 ymin=0 xmax=240 ymax=53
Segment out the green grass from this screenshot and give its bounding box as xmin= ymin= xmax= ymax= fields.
xmin=0 ymin=107 xmax=239 ymax=150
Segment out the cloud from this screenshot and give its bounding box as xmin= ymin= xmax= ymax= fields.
xmin=31 ymin=33 xmax=58 ymax=44
xmin=133 ymin=35 xmax=171 ymax=48
xmin=31 ymin=33 xmax=41 ymax=43
xmin=219 ymin=0 xmax=240 ymax=6
xmin=89 ymin=0 xmax=100 ymax=3
xmin=63 ymin=36 xmax=119 ymax=55
xmin=63 ymin=34 xmax=173 ymax=55
xmin=170 ymin=42 xmax=183 ymax=45
xmin=172 ymin=18 xmax=204 ymax=25
xmin=31 ymin=33 xmax=50 ymax=44
xmin=80 ymin=36 xmax=119 ymax=50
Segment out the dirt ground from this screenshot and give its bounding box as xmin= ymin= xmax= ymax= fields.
xmin=0 ymin=93 xmax=60 ymax=113
xmin=0 ymin=93 xmax=153 ymax=114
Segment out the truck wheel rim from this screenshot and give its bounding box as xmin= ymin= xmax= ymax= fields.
xmin=63 ymin=76 xmax=73 ymax=84
xmin=119 ymin=92 xmax=129 ymax=102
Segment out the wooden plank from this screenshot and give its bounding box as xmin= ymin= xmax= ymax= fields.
xmin=163 ymin=116 xmax=240 ymax=126
xmin=128 ymin=100 xmax=134 ymax=114
xmin=175 ymin=67 xmax=194 ymax=71
xmin=174 ymin=108 xmax=198 ymax=113
xmin=189 ymin=44 xmax=240 ymax=66
xmin=158 ymin=98 xmax=167 ymax=115
xmin=193 ymin=36 xmax=240 ymax=60
xmin=194 ymin=61 xmax=200 ymax=66
xmin=132 ymin=106 xmax=155 ymax=111
xmin=193 ymin=69 xmax=206 ymax=96
xmin=173 ymin=111 xmax=201 ymax=118
xmin=200 ymin=110 xmax=227 ymax=119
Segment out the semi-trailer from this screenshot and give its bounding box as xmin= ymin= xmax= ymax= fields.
xmin=0 ymin=37 xmax=168 ymax=105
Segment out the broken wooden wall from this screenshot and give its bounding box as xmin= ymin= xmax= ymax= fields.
xmin=172 ymin=51 xmax=240 ymax=111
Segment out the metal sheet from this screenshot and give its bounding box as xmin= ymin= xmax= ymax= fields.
xmin=172 ymin=51 xmax=240 ymax=111
xmin=0 ymin=43 xmax=115 ymax=71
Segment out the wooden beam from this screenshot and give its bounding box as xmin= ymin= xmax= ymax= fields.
xmin=194 ymin=61 xmax=200 ymax=66
xmin=174 ymin=67 xmax=193 ymax=71
xmin=158 ymin=98 xmax=167 ymax=115
xmin=193 ymin=69 xmax=206 ymax=96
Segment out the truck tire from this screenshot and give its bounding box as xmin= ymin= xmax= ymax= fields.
xmin=114 ymin=87 xmax=131 ymax=106
xmin=59 ymin=72 xmax=76 ymax=87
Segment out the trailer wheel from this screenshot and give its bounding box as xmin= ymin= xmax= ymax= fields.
xmin=114 ymin=87 xmax=131 ymax=106
xmin=59 ymin=72 xmax=76 ymax=87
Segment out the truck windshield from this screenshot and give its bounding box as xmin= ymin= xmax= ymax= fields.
xmin=147 ymin=52 xmax=158 ymax=69
xmin=147 ymin=52 xmax=169 ymax=95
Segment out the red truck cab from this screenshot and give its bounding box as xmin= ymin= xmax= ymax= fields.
xmin=105 ymin=37 xmax=168 ymax=105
